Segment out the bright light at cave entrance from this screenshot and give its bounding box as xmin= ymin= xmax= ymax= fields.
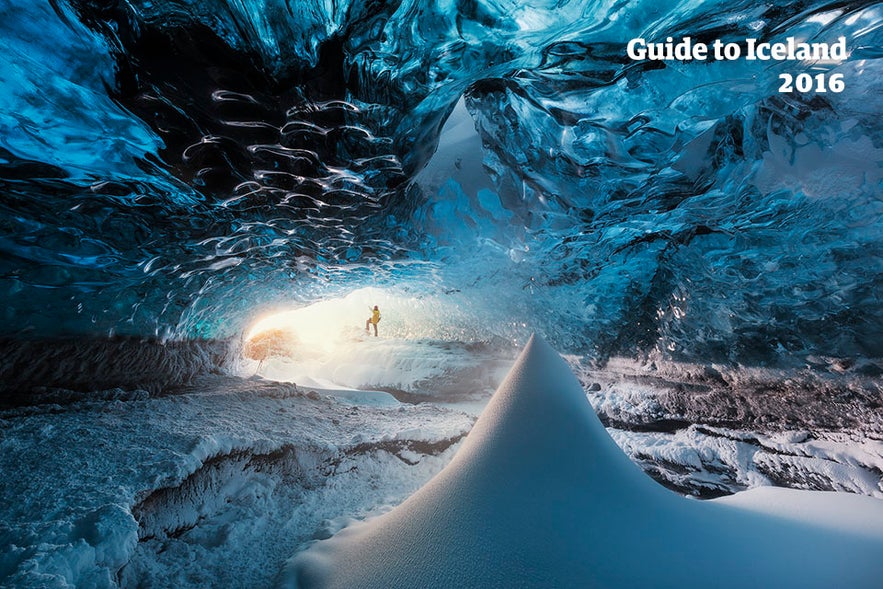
xmin=244 ymin=284 xmax=499 ymax=355
xmin=240 ymin=287 xmax=495 ymax=390
xmin=240 ymin=285 xmax=521 ymax=395
xmin=246 ymin=287 xmax=398 ymax=354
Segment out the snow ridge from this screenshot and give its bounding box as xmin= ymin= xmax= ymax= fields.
xmin=287 ymin=335 xmax=883 ymax=589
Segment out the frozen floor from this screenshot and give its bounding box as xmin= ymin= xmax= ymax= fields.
xmin=0 ymin=376 xmax=473 ymax=588
xmin=285 ymin=337 xmax=883 ymax=589
xmin=1 ymin=351 xmax=881 ymax=588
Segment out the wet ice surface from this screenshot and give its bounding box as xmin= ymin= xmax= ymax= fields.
xmin=1 ymin=351 xmax=881 ymax=587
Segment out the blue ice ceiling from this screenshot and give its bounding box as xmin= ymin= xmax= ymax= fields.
xmin=1 ymin=0 xmax=881 ymax=365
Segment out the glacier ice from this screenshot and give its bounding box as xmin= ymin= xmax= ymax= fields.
xmin=286 ymin=336 xmax=883 ymax=588
xmin=1 ymin=2 xmax=883 ymax=584
xmin=0 ymin=0 xmax=880 ymax=372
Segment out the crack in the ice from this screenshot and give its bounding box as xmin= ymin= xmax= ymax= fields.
xmin=131 ymin=434 xmax=467 ymax=543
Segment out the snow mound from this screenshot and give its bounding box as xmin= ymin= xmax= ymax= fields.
xmin=285 ymin=335 xmax=883 ymax=588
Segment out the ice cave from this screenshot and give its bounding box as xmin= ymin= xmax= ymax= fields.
xmin=1 ymin=0 xmax=882 ymax=587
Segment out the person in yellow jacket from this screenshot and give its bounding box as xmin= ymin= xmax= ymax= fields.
xmin=365 ymin=305 xmax=381 ymax=336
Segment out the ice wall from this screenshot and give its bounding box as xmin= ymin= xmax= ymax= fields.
xmin=1 ymin=0 xmax=881 ymax=368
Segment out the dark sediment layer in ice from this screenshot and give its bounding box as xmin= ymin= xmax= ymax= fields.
xmin=578 ymin=357 xmax=883 ymax=433
xmin=0 ymin=336 xmax=236 ymax=405
xmin=573 ymin=358 xmax=883 ymax=498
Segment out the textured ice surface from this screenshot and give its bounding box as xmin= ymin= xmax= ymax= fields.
xmin=2 ymin=2 xmax=882 ymax=586
xmin=286 ymin=336 xmax=883 ymax=588
xmin=0 ymin=0 xmax=881 ymax=372
xmin=0 ymin=376 xmax=473 ymax=587
xmin=571 ymin=355 xmax=883 ymax=497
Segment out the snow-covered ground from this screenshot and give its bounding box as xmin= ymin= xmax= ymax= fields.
xmin=0 ymin=376 xmax=473 ymax=588
xmin=286 ymin=337 xmax=883 ymax=589
xmin=256 ymin=338 xmax=514 ymax=401
xmin=1 ymin=338 xmax=882 ymax=588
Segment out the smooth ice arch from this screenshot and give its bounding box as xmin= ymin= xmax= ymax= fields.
xmin=286 ymin=336 xmax=883 ymax=588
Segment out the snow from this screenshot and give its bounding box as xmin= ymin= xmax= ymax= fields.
xmin=285 ymin=335 xmax=883 ymax=589
xmin=257 ymin=337 xmax=508 ymax=396
xmin=3 ymin=336 xmax=882 ymax=588
xmin=249 ymin=326 xmax=514 ymax=402
xmin=715 ymin=486 xmax=883 ymax=540
xmin=0 ymin=377 xmax=473 ymax=588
